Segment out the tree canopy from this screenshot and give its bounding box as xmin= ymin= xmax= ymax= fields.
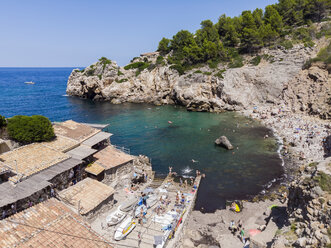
xmin=7 ymin=115 xmax=55 ymax=144
xmin=157 ymin=0 xmax=331 ymax=73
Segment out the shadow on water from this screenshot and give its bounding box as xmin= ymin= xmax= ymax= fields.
xmin=0 ymin=68 xmax=284 ymax=213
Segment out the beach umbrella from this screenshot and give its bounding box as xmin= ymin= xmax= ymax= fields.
xmin=249 ymin=229 xmax=261 ymax=237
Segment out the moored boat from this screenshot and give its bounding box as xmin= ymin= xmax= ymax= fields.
xmin=24 ymin=81 xmax=35 ymax=85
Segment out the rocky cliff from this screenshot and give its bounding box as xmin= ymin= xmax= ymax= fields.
xmin=67 ymin=38 xmax=330 ymax=119
xmin=272 ymin=158 xmax=331 ymax=248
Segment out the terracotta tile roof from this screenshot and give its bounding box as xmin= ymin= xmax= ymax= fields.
xmin=58 ymin=178 xmax=114 ymax=215
xmin=42 ymin=135 xmax=80 ymax=153
xmin=0 ymin=143 xmax=70 ymax=182
xmin=0 ymin=198 xmax=112 ymax=248
xmin=93 ymin=146 xmax=134 ymax=170
xmin=85 ymin=163 xmax=105 ymax=176
xmin=53 ymin=120 xmax=100 ymax=143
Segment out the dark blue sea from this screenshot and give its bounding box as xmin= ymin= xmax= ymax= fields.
xmin=0 ymin=67 xmax=284 ymax=212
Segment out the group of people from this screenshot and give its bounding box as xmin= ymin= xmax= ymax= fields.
xmin=175 ymin=191 xmax=185 ymax=206
xmin=229 ymin=219 xmax=245 ymax=243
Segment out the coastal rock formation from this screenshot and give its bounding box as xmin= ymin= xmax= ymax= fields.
xmin=66 ymin=38 xmax=330 ymax=118
xmin=273 ymin=158 xmax=331 ymax=248
xmin=215 ymin=136 xmax=233 ymax=150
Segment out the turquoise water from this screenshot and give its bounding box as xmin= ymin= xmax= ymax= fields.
xmin=0 ymin=68 xmax=283 ymax=212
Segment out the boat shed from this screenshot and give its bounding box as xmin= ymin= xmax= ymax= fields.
xmin=0 ymin=143 xmax=71 ymax=183
xmin=53 ymin=120 xmax=101 ymax=143
xmin=0 ymin=175 xmax=51 ymax=209
xmin=0 ymin=198 xmax=112 ymax=248
xmin=58 ymin=178 xmax=114 ymax=216
xmin=85 ymin=162 xmax=105 ymax=181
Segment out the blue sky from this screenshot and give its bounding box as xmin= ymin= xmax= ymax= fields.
xmin=0 ymin=0 xmax=277 ymax=67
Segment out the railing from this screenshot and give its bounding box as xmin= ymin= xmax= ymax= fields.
xmin=112 ymin=145 xmax=131 ymax=154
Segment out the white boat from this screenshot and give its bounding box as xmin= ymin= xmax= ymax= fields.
xmin=156 ymin=229 xmax=172 ymax=248
xmin=146 ymin=194 xmax=158 ymax=208
xmin=114 ymin=216 xmax=136 ymax=241
xmin=24 ymin=81 xmax=35 ymax=85
xmin=119 ymin=197 xmax=138 ymax=212
xmin=135 ymin=204 xmax=147 ymax=217
xmin=106 ymin=208 xmax=126 ymax=226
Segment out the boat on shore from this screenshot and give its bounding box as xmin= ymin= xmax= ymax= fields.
xmin=24 ymin=81 xmax=35 ymax=85
xmin=106 ymin=208 xmax=126 ymax=226
xmin=114 ymin=216 xmax=136 ymax=240
xmin=119 ymin=197 xmax=138 ymax=212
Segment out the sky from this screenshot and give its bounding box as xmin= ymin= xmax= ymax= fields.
xmin=0 ymin=0 xmax=277 ymax=67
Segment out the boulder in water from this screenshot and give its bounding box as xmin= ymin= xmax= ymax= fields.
xmin=215 ymin=136 xmax=233 ymax=150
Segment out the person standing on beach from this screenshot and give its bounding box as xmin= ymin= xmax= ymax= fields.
xmin=240 ymin=228 xmax=245 ymax=243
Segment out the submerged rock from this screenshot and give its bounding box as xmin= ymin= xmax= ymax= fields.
xmin=215 ymin=136 xmax=233 ymax=150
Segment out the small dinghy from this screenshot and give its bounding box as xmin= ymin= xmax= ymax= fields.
xmin=24 ymin=81 xmax=35 ymax=85
xmin=146 ymin=194 xmax=158 ymax=208
xmin=106 ymin=208 xmax=126 ymax=226
xmin=135 ymin=204 xmax=147 ymax=217
xmin=114 ymin=216 xmax=136 ymax=241
xmin=119 ymin=197 xmax=138 ymax=212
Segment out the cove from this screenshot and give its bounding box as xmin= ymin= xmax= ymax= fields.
xmin=0 ymin=68 xmax=283 ymax=212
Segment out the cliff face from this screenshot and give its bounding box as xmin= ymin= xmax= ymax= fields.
xmin=66 ymin=39 xmax=330 ymax=118
xmin=283 ymin=158 xmax=331 ymax=247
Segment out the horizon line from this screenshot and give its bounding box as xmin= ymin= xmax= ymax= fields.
xmin=0 ymin=66 xmax=85 ymax=68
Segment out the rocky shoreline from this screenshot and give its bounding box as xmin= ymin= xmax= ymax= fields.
xmin=66 ymin=33 xmax=331 ymax=247
xmin=177 ymin=107 xmax=330 ymax=248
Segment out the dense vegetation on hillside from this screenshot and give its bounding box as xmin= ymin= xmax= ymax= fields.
xmin=157 ymin=0 xmax=331 ymax=74
xmin=7 ymin=115 xmax=55 ymax=144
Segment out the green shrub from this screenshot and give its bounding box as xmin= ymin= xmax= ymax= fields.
xmin=314 ymin=172 xmax=331 ymax=193
xmin=0 ymin=115 xmax=6 ymax=127
xmin=280 ymin=40 xmax=293 ymax=50
xmin=170 ymin=64 xmax=185 ymax=75
xmin=98 ymin=57 xmax=111 ymax=71
xmin=250 ymin=55 xmax=261 ymax=66
xmin=117 ymin=69 xmax=124 ymax=76
xmin=214 ymin=69 xmax=226 ymax=79
xmin=194 ymin=70 xmax=202 ymax=74
xmin=203 ymin=71 xmax=212 ymax=75
xmin=229 ymin=56 xmax=244 ymax=68
xmin=124 ymin=62 xmax=150 ymax=71
xmin=86 ymin=67 xmax=95 ymax=76
xmin=316 ymin=24 xmax=331 ymax=39
xmin=156 ymin=56 xmax=165 ymax=65
xmin=308 ymin=162 xmax=319 ymax=167
xmin=7 ymin=115 xmax=55 ymax=144
xmin=208 ymin=59 xmax=220 ymax=69
xmin=116 ymin=78 xmax=128 ymax=83
xmin=98 ymin=74 xmax=102 ymax=80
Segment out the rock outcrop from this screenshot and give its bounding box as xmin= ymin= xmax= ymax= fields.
xmin=274 ymin=158 xmax=331 ymax=248
xmin=215 ymin=136 xmax=234 ymax=150
xmin=66 ymin=39 xmax=330 ymax=118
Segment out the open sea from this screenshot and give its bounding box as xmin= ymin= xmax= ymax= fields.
xmin=0 ymin=67 xmax=284 ymax=212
